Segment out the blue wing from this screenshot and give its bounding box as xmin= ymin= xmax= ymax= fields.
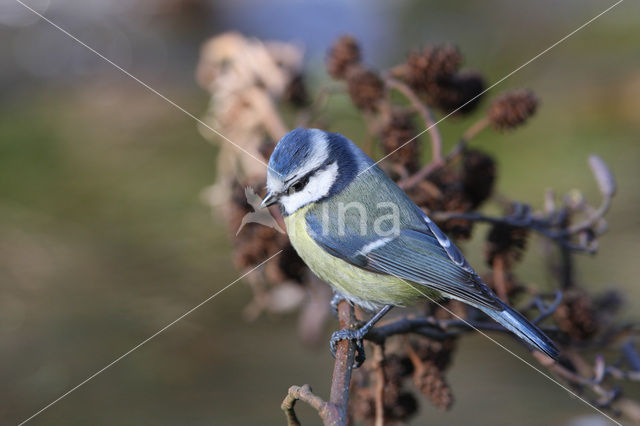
xmin=306 ymin=211 xmax=502 ymax=311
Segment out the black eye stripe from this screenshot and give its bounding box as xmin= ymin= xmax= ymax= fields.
xmin=288 ymin=173 xmax=311 ymax=193
xmin=287 ymin=164 xmax=326 ymax=193
xmin=286 ymin=162 xmax=335 ymax=194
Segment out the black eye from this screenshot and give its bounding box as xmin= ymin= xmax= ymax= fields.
xmin=289 ymin=175 xmax=310 ymax=194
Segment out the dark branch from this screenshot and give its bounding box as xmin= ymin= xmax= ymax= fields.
xmin=281 ymin=384 xmax=340 ymax=426
xmin=531 ymin=291 xmax=564 ymax=324
xmin=281 ymin=301 xmax=358 ymax=425
xmin=430 ymin=210 xmax=598 ymax=253
xmin=365 ymin=312 xmax=557 ymax=347
xmin=329 ymin=301 xmax=358 ymax=423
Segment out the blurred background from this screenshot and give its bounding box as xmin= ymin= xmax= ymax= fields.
xmin=1 ymin=0 xmax=639 ymax=424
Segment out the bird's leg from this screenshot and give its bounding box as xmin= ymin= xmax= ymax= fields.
xmin=330 ymin=305 xmax=393 ymax=368
xmin=330 ymin=292 xmax=348 ymax=317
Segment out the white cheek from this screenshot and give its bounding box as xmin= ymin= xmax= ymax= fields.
xmin=280 ymin=162 xmax=338 ymax=214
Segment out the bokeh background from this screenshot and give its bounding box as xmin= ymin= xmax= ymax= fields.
xmin=1 ymin=0 xmax=639 ymax=425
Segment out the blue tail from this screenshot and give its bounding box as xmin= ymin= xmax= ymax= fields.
xmin=483 ymin=301 xmax=559 ymax=360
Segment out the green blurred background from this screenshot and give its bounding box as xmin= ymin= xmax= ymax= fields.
xmin=1 ymin=0 xmax=639 ymax=425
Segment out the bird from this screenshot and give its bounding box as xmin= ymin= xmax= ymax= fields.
xmin=260 ymin=127 xmax=559 ymax=365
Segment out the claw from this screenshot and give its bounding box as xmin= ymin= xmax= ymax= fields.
xmin=328 ymin=304 xmax=394 ymax=368
xmin=329 ymin=328 xmax=367 ymax=368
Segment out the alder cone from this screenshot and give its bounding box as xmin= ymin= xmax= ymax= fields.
xmin=381 ymin=112 xmax=421 ymax=173
xmin=462 ymin=149 xmax=495 ymax=209
xmin=414 ymin=360 xmax=454 ymax=410
xmin=346 ymin=66 xmax=385 ymax=111
xmin=327 ymin=35 xmax=361 ymax=79
xmin=405 ymin=44 xmax=462 ymax=94
xmin=554 ymin=290 xmax=599 ymax=340
xmin=488 ymin=89 xmax=538 ymax=130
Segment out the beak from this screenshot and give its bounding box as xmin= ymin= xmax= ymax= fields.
xmin=260 ymin=191 xmax=279 ymax=208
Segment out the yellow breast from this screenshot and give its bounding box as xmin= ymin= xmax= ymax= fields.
xmin=284 ymin=204 xmax=429 ymax=310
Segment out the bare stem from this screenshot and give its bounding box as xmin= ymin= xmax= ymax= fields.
xmin=398 ymin=161 xmax=444 ymax=190
xmin=430 ymin=210 xmax=598 ymax=253
xmin=386 ymin=78 xmax=442 ymax=163
xmin=492 ymin=255 xmax=509 ymax=301
xmin=444 ymin=117 xmax=490 ymax=165
xmin=386 ymin=78 xmax=444 ymax=190
xmin=329 ymin=300 xmax=359 ymax=424
xmin=373 ymin=345 xmax=385 ymax=426
xmin=463 ymin=116 xmax=490 ymax=141
xmin=531 ymin=291 xmax=564 ymax=324
xmin=281 ymin=384 xmax=340 ymax=426
xmin=281 ymin=301 xmax=359 ymax=426
xmin=623 ymin=341 xmax=640 ymax=372
xmin=300 ymin=84 xmax=344 ymax=127
xmin=365 ymin=312 xmax=557 ymax=347
xmin=398 ymin=116 xmax=490 ymax=189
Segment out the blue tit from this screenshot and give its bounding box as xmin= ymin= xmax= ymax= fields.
xmin=261 ymin=128 xmax=559 ymax=364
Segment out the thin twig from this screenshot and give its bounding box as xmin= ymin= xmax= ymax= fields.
xmin=281 ymin=384 xmax=339 ymax=426
xmin=567 ymin=195 xmax=612 ymax=235
xmin=373 ymin=345 xmax=385 ymax=426
xmin=386 ymin=78 xmax=445 ymax=189
xmin=281 ymin=301 xmax=358 ymax=425
xmin=492 ymin=255 xmax=509 ymax=301
xmin=398 ymin=116 xmax=490 ymax=189
xmin=300 ymin=84 xmax=344 ymax=127
xmin=606 ymin=366 xmax=640 ymax=381
xmin=329 ymin=300 xmax=359 ymax=425
xmin=365 ymin=313 xmax=557 ymax=348
xmin=398 ymin=161 xmax=443 ymax=190
xmin=386 ymin=78 xmax=443 ymax=163
xmin=463 ymin=116 xmax=490 ymax=142
xmin=430 ymin=210 xmax=597 ymax=253
xmin=444 ymin=117 xmax=490 ymax=166
xmin=532 ymin=291 xmax=564 ymax=324
xmin=622 ymin=341 xmax=640 ymax=372
xmin=533 ymin=351 xmax=618 ymax=405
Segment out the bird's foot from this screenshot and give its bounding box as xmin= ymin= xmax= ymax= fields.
xmin=328 ymin=304 xmax=393 ymax=368
xmin=329 ymin=327 xmax=367 ymax=368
